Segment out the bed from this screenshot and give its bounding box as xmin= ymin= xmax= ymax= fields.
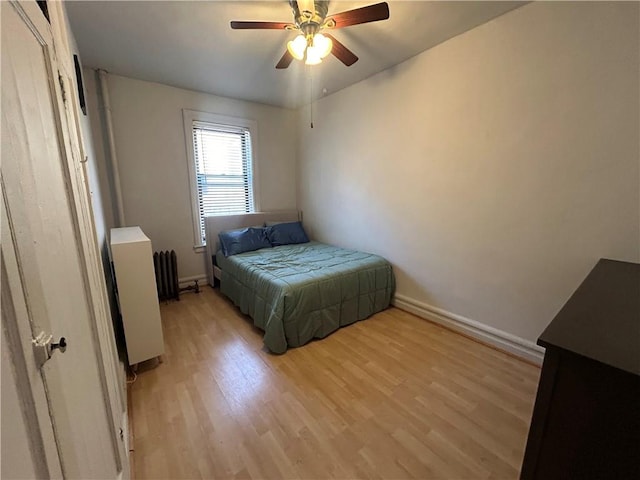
xmin=205 ymin=211 xmax=395 ymax=353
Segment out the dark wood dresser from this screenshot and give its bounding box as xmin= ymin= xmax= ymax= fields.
xmin=521 ymin=259 xmax=640 ymax=479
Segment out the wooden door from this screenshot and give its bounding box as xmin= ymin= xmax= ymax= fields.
xmin=1 ymin=2 xmax=125 ymax=478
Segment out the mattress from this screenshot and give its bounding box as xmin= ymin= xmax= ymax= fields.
xmin=216 ymin=241 xmax=395 ymax=353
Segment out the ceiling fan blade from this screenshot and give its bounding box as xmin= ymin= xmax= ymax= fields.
xmin=275 ymin=50 xmax=294 ymax=69
xmin=230 ymin=21 xmax=291 ymax=30
xmin=325 ymin=34 xmax=358 ymax=66
xmin=327 ymin=2 xmax=389 ymax=29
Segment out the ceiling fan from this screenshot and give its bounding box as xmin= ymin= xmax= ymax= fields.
xmin=230 ymin=0 xmax=390 ymax=69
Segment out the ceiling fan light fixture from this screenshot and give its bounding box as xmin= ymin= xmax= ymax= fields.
xmin=312 ymin=33 xmax=332 ymax=58
xmin=305 ymin=48 xmax=323 ymax=65
xmin=287 ymin=34 xmax=307 ymax=60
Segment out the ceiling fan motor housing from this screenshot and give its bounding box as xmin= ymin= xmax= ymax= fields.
xmin=289 ymin=0 xmax=330 ymax=35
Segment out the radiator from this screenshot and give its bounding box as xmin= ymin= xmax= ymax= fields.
xmin=153 ymin=250 xmax=179 ymax=301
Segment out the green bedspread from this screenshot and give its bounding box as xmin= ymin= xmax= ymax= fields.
xmin=217 ymin=242 xmax=395 ymax=353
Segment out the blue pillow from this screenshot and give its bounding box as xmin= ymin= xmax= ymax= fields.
xmin=265 ymin=221 xmax=309 ymax=246
xmin=218 ymin=227 xmax=271 ymax=257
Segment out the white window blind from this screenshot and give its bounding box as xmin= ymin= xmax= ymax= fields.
xmin=192 ymin=120 xmax=255 ymax=244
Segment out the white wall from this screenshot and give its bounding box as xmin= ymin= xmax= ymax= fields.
xmin=92 ymin=74 xmax=298 ymax=280
xmin=297 ymin=2 xmax=640 ymax=345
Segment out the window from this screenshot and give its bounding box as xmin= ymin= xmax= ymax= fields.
xmin=183 ymin=110 xmax=258 ymax=247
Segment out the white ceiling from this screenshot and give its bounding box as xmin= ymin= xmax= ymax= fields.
xmin=66 ymin=1 xmax=525 ymax=109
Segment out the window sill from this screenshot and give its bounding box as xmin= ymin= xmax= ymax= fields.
xmin=193 ymin=245 xmax=206 ymax=254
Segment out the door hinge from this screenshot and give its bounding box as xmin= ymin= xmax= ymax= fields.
xmin=58 ymin=73 xmax=67 ymax=104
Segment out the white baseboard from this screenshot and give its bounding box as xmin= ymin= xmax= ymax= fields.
xmin=392 ymin=294 xmax=544 ymax=365
xmin=178 ymin=274 xmax=208 ymax=288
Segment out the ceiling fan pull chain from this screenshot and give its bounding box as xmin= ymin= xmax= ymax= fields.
xmin=310 ymin=67 xmax=314 ymax=129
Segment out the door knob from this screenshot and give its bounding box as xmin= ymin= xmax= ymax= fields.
xmin=32 ymin=332 xmax=67 ymax=367
xmin=50 ymin=337 xmax=67 ymax=354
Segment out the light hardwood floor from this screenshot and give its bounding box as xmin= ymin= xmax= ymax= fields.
xmin=130 ymin=287 xmax=540 ymax=479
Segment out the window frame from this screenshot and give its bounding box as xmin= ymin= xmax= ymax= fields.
xmin=182 ymin=109 xmax=260 ymax=250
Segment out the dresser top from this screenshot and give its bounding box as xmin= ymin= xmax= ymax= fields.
xmin=539 ymin=259 xmax=640 ymax=376
xmin=110 ymin=226 xmax=150 ymax=245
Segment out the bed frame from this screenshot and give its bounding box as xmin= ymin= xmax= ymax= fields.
xmin=204 ymin=210 xmax=301 ymax=286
